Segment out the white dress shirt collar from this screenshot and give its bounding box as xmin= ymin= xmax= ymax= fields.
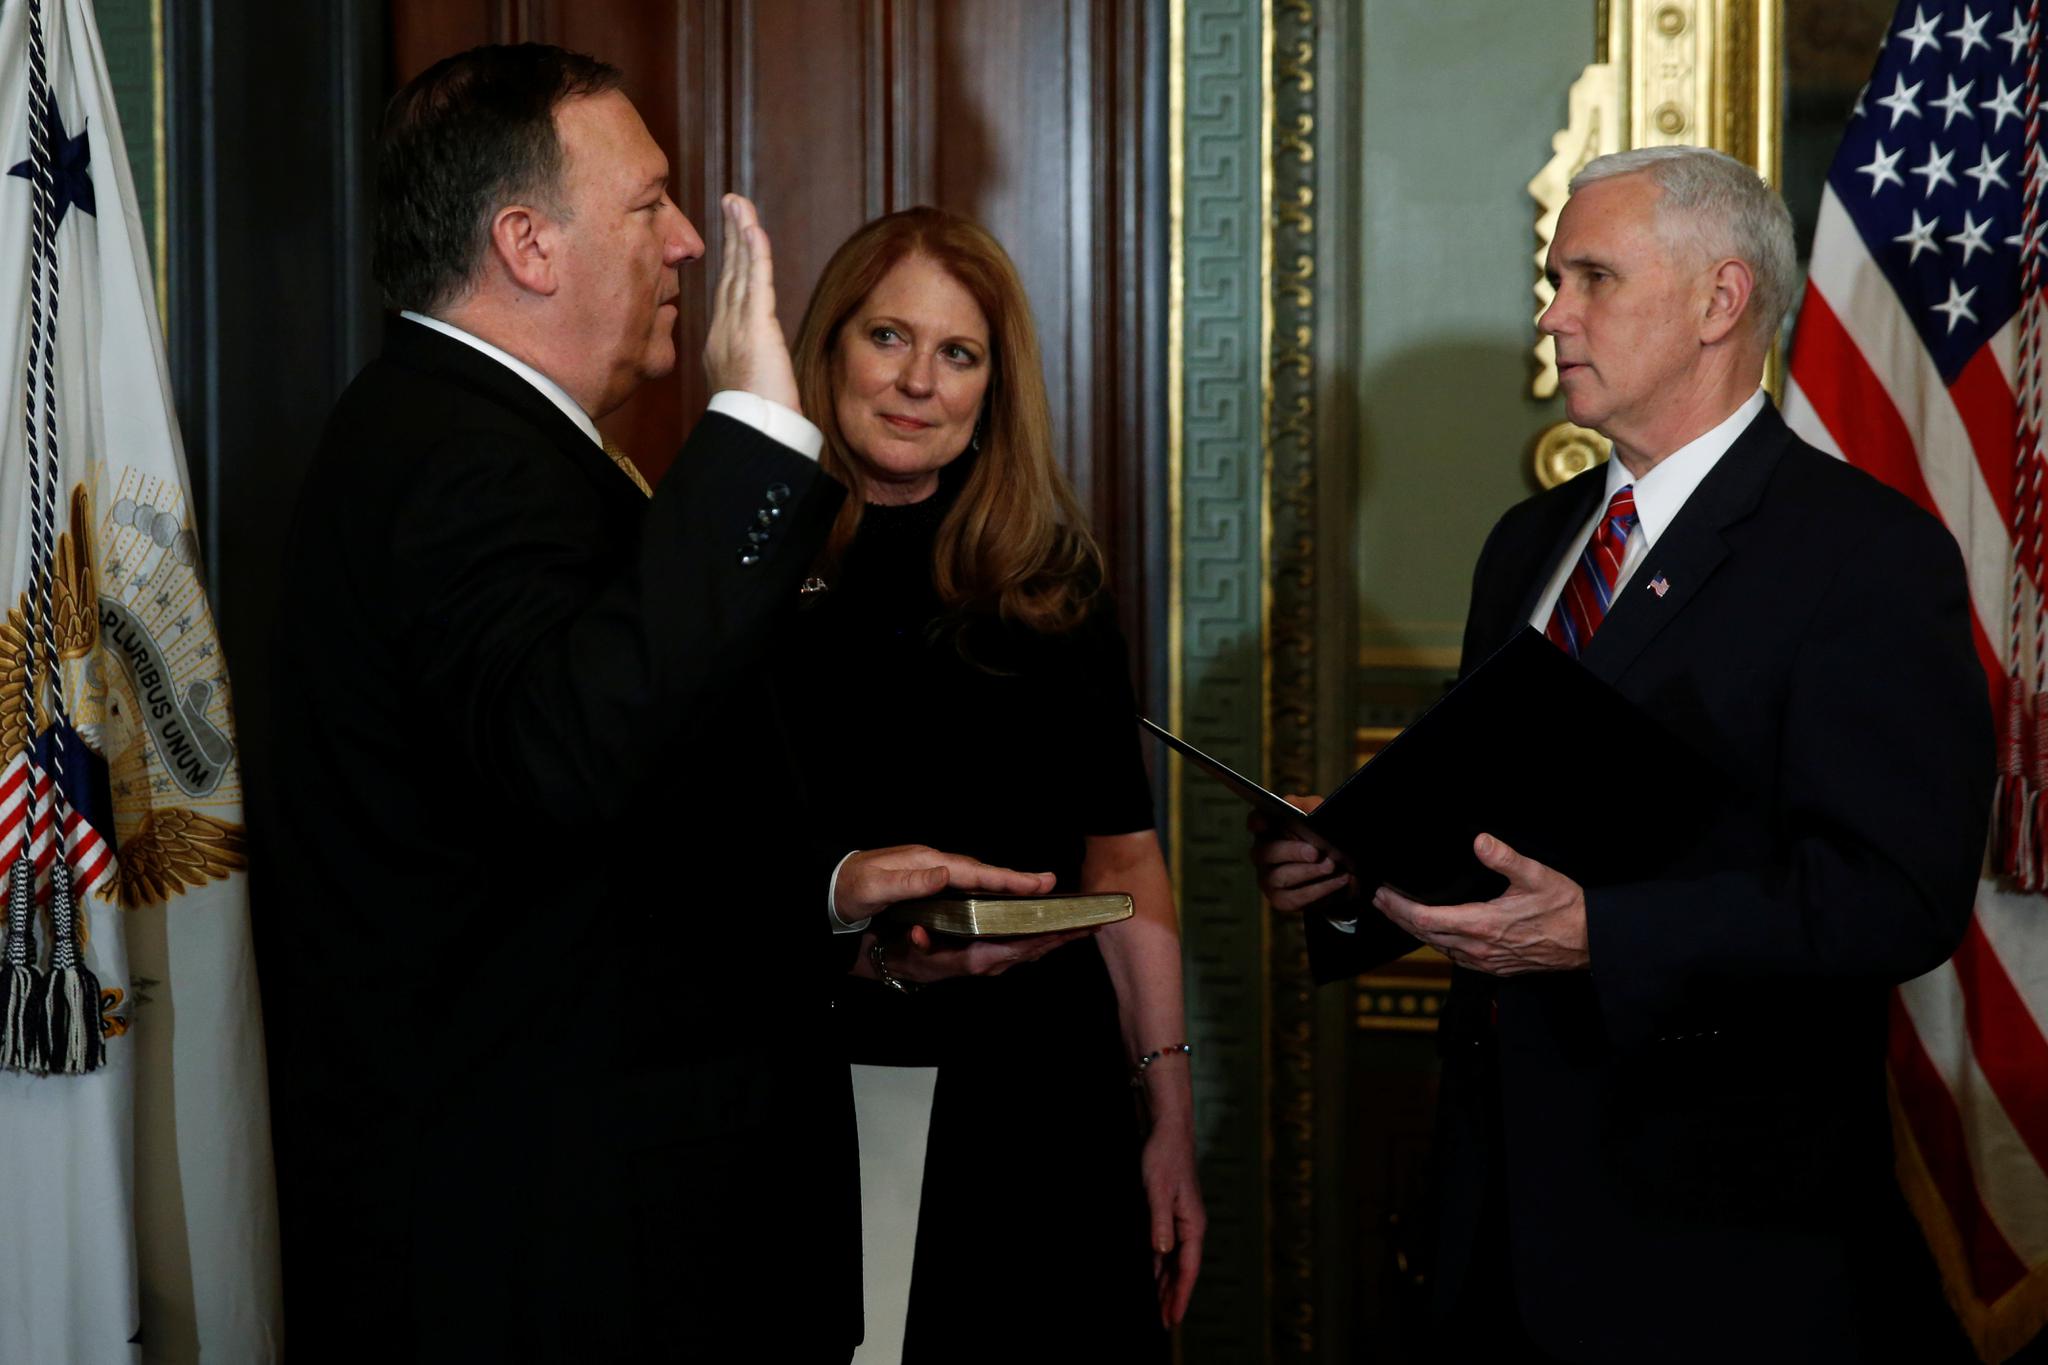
xmin=400 ymin=309 xmax=605 ymax=451
xmin=1605 ymin=386 xmax=1768 ymax=551
xmin=1528 ymin=387 xmax=1769 ymax=634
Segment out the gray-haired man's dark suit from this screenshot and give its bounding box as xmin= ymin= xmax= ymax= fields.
xmin=1312 ymin=402 xmax=1992 ymax=1362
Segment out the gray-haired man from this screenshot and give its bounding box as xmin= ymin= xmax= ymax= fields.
xmin=1256 ymin=147 xmax=1990 ymax=1361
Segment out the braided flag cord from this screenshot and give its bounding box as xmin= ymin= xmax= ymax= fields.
xmin=1784 ymin=2 xmax=2048 ymax=1357
xmin=1996 ymin=0 xmax=2048 ymax=886
xmin=0 ymin=0 xmax=100 ymax=1077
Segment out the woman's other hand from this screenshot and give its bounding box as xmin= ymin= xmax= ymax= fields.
xmin=1139 ymin=1061 xmax=1204 ymax=1327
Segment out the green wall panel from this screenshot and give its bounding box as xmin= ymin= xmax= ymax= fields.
xmin=94 ymin=0 xmax=159 ymax=275
xmin=1177 ymin=0 xmax=1268 ymax=1357
xmin=1352 ymin=0 xmax=1592 ymax=661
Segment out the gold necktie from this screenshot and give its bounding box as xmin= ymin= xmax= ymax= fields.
xmin=601 ymin=439 xmax=653 ymax=498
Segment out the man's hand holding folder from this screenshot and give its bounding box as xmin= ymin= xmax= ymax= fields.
xmin=1143 ymin=628 xmax=1725 ymax=978
xmin=1251 ymin=802 xmax=1590 ymax=977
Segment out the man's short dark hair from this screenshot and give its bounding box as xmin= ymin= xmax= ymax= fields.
xmin=373 ymin=44 xmax=623 ymax=314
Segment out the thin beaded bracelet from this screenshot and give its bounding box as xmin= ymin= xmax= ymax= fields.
xmin=1130 ymin=1042 xmax=1193 ymax=1088
xmin=870 ymin=938 xmax=920 ymax=995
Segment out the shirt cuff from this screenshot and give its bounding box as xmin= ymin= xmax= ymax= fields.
xmin=708 ymin=390 xmax=825 ymax=460
xmin=828 ymin=850 xmax=871 ymax=934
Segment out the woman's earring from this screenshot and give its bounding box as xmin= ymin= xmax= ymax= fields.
xmin=971 ymin=418 xmax=983 ymax=452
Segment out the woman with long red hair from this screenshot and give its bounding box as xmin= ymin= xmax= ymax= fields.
xmin=783 ymin=207 xmax=1203 ymax=1360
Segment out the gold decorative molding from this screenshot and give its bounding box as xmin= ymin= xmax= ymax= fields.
xmin=1354 ymin=950 xmax=1454 ymax=1034
xmin=1265 ymin=0 xmax=1325 ymax=1355
xmin=1356 ymin=643 xmax=1462 ymax=672
xmin=1354 ymin=725 xmax=1401 ymax=761
xmin=1354 ymin=983 xmax=1444 ymax=1032
xmin=1531 ymin=419 xmax=1609 ymax=490
xmin=1634 ymin=1 xmax=1712 ymax=146
xmin=1528 ymin=64 xmax=1623 ymax=399
xmin=1529 ymin=0 xmax=1784 ymax=398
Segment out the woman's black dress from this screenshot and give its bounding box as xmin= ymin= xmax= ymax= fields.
xmin=778 ymin=487 xmax=1169 ymax=1362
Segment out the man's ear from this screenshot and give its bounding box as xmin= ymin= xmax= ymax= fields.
xmin=1699 ymin=257 xmax=1755 ymax=346
xmin=488 ymin=204 xmax=558 ymax=296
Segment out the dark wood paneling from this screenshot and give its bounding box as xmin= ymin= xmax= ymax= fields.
xmin=930 ymin=0 xmax=1082 ymax=494
xmin=737 ymin=0 xmax=879 ymax=332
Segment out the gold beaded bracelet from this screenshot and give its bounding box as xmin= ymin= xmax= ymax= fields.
xmin=1130 ymin=1042 xmax=1192 ymax=1087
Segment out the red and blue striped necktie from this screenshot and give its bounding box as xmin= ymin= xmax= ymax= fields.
xmin=1545 ymin=485 xmax=1637 ymax=658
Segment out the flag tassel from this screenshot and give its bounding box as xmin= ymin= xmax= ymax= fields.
xmin=41 ymin=860 xmax=101 ymax=1074
xmin=1994 ymin=683 xmax=2030 ymax=882
xmin=1 ymin=856 xmax=47 ymax=1072
xmin=2027 ymin=691 xmax=2048 ymax=892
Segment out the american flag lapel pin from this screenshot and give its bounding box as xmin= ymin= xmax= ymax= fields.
xmin=1648 ymin=574 xmax=1670 ymax=598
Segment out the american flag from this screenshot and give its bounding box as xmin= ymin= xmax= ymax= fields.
xmin=0 ymin=757 xmax=113 ymax=894
xmin=1783 ymin=2 xmax=2048 ymax=1358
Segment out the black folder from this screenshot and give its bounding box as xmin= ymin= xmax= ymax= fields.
xmin=1141 ymin=628 xmax=1725 ymax=905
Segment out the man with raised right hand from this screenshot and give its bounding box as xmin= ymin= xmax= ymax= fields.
xmin=270 ymin=44 xmax=1047 ymax=1362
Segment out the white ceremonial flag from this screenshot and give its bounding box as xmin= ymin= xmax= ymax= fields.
xmin=0 ymin=0 xmax=280 ymax=1361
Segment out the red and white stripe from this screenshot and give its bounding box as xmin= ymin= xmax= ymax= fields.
xmin=0 ymin=750 xmax=115 ymax=900
xmin=1788 ymin=183 xmax=2048 ymax=1358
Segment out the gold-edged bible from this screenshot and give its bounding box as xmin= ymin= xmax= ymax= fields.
xmin=888 ymin=891 xmax=1134 ymax=937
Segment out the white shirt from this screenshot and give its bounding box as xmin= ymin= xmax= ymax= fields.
xmin=400 ymin=311 xmax=863 ymax=925
xmin=1527 ymin=387 xmax=1767 ymax=632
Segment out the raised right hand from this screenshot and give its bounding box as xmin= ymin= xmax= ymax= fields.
xmin=834 ymin=844 xmax=1055 ymax=921
xmin=703 ymin=193 xmax=800 ymax=410
xmin=1248 ymin=795 xmax=1357 ymax=912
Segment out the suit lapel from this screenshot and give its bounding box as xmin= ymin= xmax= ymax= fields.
xmin=1482 ymin=470 xmax=1605 ymax=663
xmin=1577 ymin=401 xmax=1792 ymax=686
xmin=1512 ymin=472 xmax=1607 ymax=632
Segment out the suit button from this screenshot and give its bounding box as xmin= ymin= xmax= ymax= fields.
xmin=765 ymin=483 xmax=791 ymax=506
xmin=738 ymin=550 xmax=762 ymax=567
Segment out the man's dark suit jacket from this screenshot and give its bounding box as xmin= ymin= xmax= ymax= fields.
xmin=268 ymin=317 xmax=857 ymax=1362
xmin=1311 ymin=403 xmax=1993 ymax=1362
